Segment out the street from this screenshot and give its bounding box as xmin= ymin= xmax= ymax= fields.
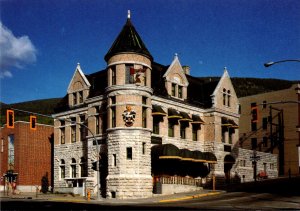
xmin=1 ymin=191 xmax=300 ymax=210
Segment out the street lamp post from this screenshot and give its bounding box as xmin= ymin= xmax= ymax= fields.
xmin=264 ymin=59 xmax=300 ymax=68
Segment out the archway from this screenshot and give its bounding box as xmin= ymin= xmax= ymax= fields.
xmin=224 ymin=154 xmax=235 ymax=184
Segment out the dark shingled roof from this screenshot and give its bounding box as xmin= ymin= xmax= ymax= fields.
xmin=104 ymin=18 xmax=153 ymax=62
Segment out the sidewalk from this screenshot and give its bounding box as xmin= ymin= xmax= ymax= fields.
xmin=0 ymin=189 xmax=222 ymax=204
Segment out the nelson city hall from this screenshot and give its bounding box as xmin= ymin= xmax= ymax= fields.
xmin=53 ymin=12 xmax=278 ymax=199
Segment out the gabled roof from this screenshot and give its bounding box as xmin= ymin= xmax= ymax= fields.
xmin=104 ymin=17 xmax=153 ymax=62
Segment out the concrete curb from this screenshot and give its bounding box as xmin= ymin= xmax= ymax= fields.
xmin=159 ymin=191 xmax=221 ymax=203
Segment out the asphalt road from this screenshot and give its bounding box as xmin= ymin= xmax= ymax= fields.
xmin=2 ymin=191 xmax=300 ymax=210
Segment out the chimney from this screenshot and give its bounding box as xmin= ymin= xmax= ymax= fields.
xmin=182 ymin=65 xmax=190 ymax=75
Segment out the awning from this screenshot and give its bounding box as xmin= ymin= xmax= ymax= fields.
xmin=222 ymin=117 xmax=232 ymax=127
xmin=192 ymin=150 xmax=205 ymax=162
xmin=191 ymin=115 xmax=205 ymax=124
xmin=203 ymin=152 xmax=217 ymax=163
xmin=224 ymin=154 xmax=236 ymax=164
xmin=179 ymin=149 xmax=194 ymax=161
xmin=168 ymin=108 xmax=182 ymax=119
xmin=159 ymin=144 xmax=181 ymax=159
xmin=179 ymin=112 xmax=193 ymax=122
xmin=152 ymin=105 xmax=167 ymax=116
xmin=228 ymin=119 xmax=239 ymax=128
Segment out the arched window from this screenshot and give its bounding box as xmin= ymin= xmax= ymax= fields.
xmin=71 ymin=158 xmax=76 ymax=178
xmin=227 ymin=90 xmax=231 ymax=107
xmin=223 ymin=88 xmax=226 ymax=106
xmin=60 ymin=159 xmax=65 ymax=179
xmin=80 ymin=157 xmax=87 ymax=177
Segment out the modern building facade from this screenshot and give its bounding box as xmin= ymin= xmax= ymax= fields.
xmin=239 ymin=83 xmax=300 ymax=176
xmin=53 ymin=13 xmax=278 ymax=199
xmin=0 ymin=121 xmax=53 ymax=193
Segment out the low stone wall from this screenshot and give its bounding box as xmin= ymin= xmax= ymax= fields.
xmin=161 ymin=184 xmax=203 ymax=195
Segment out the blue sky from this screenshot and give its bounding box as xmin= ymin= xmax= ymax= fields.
xmin=1 ymin=0 xmax=299 ymax=104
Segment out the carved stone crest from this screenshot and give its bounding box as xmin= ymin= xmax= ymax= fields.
xmin=122 ymin=105 xmax=136 ymax=127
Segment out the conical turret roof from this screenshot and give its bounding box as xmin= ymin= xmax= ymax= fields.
xmin=104 ymin=14 xmax=153 ymax=62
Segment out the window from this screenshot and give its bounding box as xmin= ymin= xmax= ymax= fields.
xmin=79 ymin=91 xmax=83 ymax=104
xmin=180 ymin=123 xmax=186 ymax=139
xmin=142 ymin=107 xmax=147 ymax=128
xmin=192 ymin=124 xmax=199 ymax=141
xmin=171 ymin=83 xmax=176 ymax=96
xmin=111 ymin=96 xmax=116 ymax=105
xmin=113 ymin=154 xmax=117 ymax=166
xmin=251 ymin=138 xmax=257 ymax=150
xmin=111 ymin=66 xmax=116 ymax=85
xmin=142 ymin=142 xmax=146 ymax=155
xmin=227 ymin=90 xmax=231 ymax=107
xmin=153 ymin=118 xmax=160 ymax=134
xmin=80 ymin=116 xmax=86 ymax=141
xmin=73 ymin=93 xmax=77 ymax=105
xmin=60 ymin=159 xmax=65 ymax=179
xmin=263 ymin=137 xmax=268 ymax=147
xmin=168 ymin=120 xmax=175 ymax=137
xmin=239 ymin=159 xmax=246 ymax=167
xmin=71 ymin=124 xmax=76 ymax=143
xmin=229 ymin=128 xmax=234 ymax=144
xmin=251 ymin=122 xmax=257 ymax=131
xmin=223 ymin=88 xmax=226 ymax=106
xmin=80 ymin=157 xmax=87 ymax=177
xmin=142 ymin=96 xmax=147 ymax=105
xmin=111 ymin=107 xmax=116 ymax=128
xmin=60 ymin=127 xmax=65 ymax=144
xmin=127 ymin=147 xmax=132 ymax=160
xmin=125 ymin=64 xmax=134 ymax=84
xmin=222 ymin=126 xmax=227 ymax=143
xmin=8 ymin=134 xmax=14 ymax=169
xmin=71 ymin=158 xmax=76 ymax=178
xmin=178 ymin=86 xmax=183 ymax=98
xmin=96 ymin=115 xmax=100 ymax=134
xmin=263 ymin=100 xmax=267 ymax=109
xmin=262 ymin=117 xmax=268 ymax=130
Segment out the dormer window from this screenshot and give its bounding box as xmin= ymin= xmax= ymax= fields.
xmin=73 ymin=93 xmax=77 ymax=105
xmin=223 ymin=88 xmax=231 ymax=107
xmin=178 ymin=86 xmax=183 ymax=98
xmin=171 ymin=83 xmax=176 ymax=96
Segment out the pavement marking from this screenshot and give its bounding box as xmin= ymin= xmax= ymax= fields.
xmin=159 ymin=192 xmax=221 ymax=203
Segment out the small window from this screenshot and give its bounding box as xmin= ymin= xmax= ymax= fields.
xmin=168 ymin=120 xmax=175 ymax=137
xmin=263 ymin=137 xmax=268 ymax=147
xmin=142 ymin=142 xmax=146 ymax=155
xmin=71 ymin=158 xmax=76 ymax=178
xmin=60 ymin=128 xmax=65 ymax=144
xmin=227 ymin=90 xmax=231 ymax=107
xmin=60 ymin=159 xmax=65 ymax=179
xmin=180 ymin=123 xmax=186 ymax=139
xmin=111 ymin=107 xmax=116 ymax=128
xmin=127 ymin=147 xmax=132 ymax=160
xmin=153 ymin=118 xmax=160 ymax=134
xmin=262 ymin=101 xmax=267 ymax=109
xmin=178 ymin=86 xmax=183 ymax=98
xmin=251 ymin=121 xmax=257 ymax=131
xmin=223 ymin=88 xmax=226 ymax=106
xmin=113 ymin=154 xmax=117 ymax=166
xmin=142 ymin=96 xmax=147 ymax=105
xmin=71 ymin=125 xmax=76 ymax=143
xmin=73 ymin=93 xmax=77 ymax=105
xmin=79 ymin=91 xmax=83 ymax=103
xmin=125 ymin=64 xmax=134 ymax=84
xmin=251 ymin=138 xmax=257 ymax=150
xmin=111 ymin=96 xmax=116 ymax=105
xmin=192 ymin=124 xmax=199 ymax=141
xmin=171 ymin=83 xmax=176 ymax=97
xmin=111 ymin=66 xmax=116 ymax=85
xmin=142 ymin=107 xmax=147 ymax=128
xmin=262 ymin=117 xmax=268 ymax=130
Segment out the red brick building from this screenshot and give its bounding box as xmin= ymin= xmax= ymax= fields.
xmin=0 ymin=121 xmax=53 ymax=192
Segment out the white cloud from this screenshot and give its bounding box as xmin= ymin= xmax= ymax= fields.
xmin=0 ymin=22 xmax=37 ymax=78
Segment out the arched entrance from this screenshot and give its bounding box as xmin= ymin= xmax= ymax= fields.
xmin=224 ymin=154 xmax=235 ymax=184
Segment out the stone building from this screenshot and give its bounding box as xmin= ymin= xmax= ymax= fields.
xmin=0 ymin=121 xmax=53 ymax=193
xmin=53 ymin=12 xmax=278 ymax=199
xmin=239 ymin=83 xmax=300 ymax=176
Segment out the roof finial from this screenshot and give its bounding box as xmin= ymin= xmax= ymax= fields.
xmin=224 ymin=66 xmax=227 ymax=72
xmin=127 ymin=10 xmax=131 ymax=19
xmin=174 ymin=53 xmax=178 ymax=59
